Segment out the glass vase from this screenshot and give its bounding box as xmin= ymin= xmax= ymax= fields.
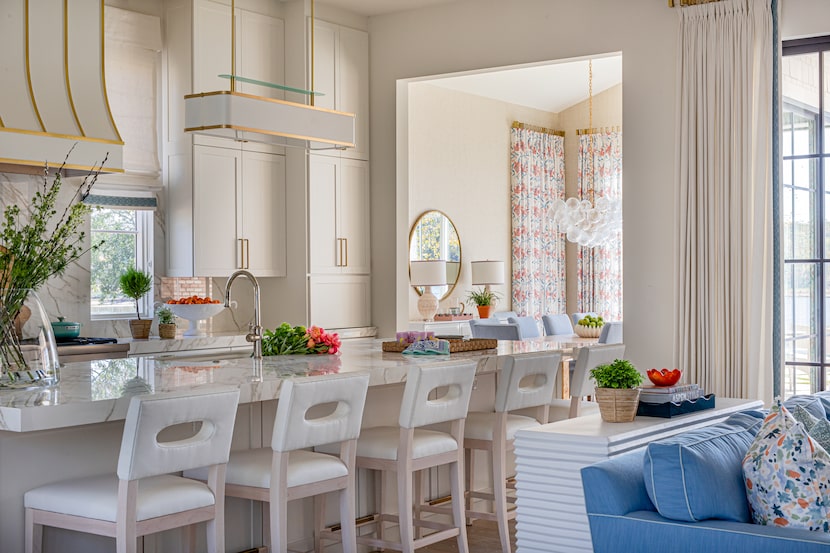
xmin=0 ymin=289 xmax=60 ymax=386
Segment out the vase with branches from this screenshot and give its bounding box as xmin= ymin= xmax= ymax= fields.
xmin=0 ymin=148 xmax=105 ymax=379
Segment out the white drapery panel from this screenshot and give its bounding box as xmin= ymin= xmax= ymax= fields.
xmin=675 ymin=0 xmax=773 ymax=402
xmin=510 ymin=126 xmax=566 ymax=318
xmin=576 ymin=130 xmax=623 ymax=321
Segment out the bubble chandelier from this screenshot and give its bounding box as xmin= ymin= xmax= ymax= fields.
xmin=550 ymin=59 xmax=622 ymax=248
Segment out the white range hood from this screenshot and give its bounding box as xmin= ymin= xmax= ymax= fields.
xmin=0 ymin=0 xmax=123 ymax=175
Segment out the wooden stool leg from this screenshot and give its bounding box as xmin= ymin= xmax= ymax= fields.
xmin=313 ymin=494 xmax=325 ymax=553
xmin=450 ymin=458 xmax=470 ymax=553
xmin=25 ymin=508 xmax=42 ymax=553
xmin=492 ymin=445 xmax=511 ymax=553
xmin=375 ymin=469 xmax=385 ymax=543
xmin=262 ymin=502 xmax=272 ymax=549
xmin=339 ymin=481 xmax=358 ymax=553
xmin=397 ymin=467 xmax=415 ymax=553
xmin=465 ymin=447 xmax=475 ymax=525
xmin=413 ymin=469 xmax=423 ymax=539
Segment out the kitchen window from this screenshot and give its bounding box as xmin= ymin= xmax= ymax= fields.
xmin=90 ymin=208 xmax=153 ymax=319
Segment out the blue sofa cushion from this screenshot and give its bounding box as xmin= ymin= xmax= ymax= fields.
xmin=643 ymin=422 xmax=755 ymax=523
xmin=783 ymin=394 xmax=827 ymax=421
xmin=815 ymin=391 xmax=830 ymax=419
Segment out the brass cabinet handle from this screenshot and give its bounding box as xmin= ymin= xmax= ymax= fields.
xmin=344 ymin=237 xmax=348 ymax=267
xmin=238 ymin=238 xmax=244 ymax=269
xmin=245 ymin=238 xmax=250 ymax=269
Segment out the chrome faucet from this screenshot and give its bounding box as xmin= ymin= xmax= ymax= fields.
xmin=225 ymin=270 xmax=262 ymax=360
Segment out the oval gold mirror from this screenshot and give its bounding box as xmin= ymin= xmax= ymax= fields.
xmin=409 ymin=210 xmax=461 ymax=301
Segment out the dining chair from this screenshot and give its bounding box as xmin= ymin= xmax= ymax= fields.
xmin=542 ymin=314 xmax=574 ymax=336
xmin=188 ymin=372 xmax=370 ymax=553
xmin=470 ymin=319 xmax=522 ymax=340
xmin=462 ymin=351 xmax=562 ymax=552
xmin=507 ymin=316 xmax=542 ymax=339
xmin=549 ymin=344 xmax=626 ymax=421
xmin=351 ymin=361 xmax=477 ymax=553
xmin=571 ymin=312 xmax=598 ymax=326
xmin=598 ymin=321 xmax=623 ymax=344
xmin=24 ymin=387 xmax=240 ymax=553
xmin=492 ymin=311 xmax=518 ymax=322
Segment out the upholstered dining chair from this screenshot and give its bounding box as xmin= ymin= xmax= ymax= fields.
xmin=542 ymin=314 xmax=574 ymax=336
xmin=188 ymin=372 xmax=370 ymax=553
xmin=492 ymin=311 xmax=518 ymax=322
xmin=462 ymin=351 xmax=563 ymax=552
xmin=549 ymin=344 xmax=626 ymax=422
xmin=507 ymin=316 xmax=542 ymax=339
xmin=598 ymin=321 xmax=623 ymax=344
xmin=470 ymin=319 xmax=522 ymax=340
xmin=24 ymin=387 xmax=240 ymax=553
xmin=350 ymin=361 xmax=477 ymax=553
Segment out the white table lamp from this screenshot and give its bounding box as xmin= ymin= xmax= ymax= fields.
xmin=411 ymin=260 xmax=447 ymax=321
xmin=471 ymin=260 xmax=505 ymax=293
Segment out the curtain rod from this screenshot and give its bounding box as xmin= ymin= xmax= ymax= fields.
xmin=512 ymin=121 xmax=565 ymax=137
xmin=577 ymin=126 xmax=621 ymax=135
xmin=668 ymin=0 xmax=724 ymax=7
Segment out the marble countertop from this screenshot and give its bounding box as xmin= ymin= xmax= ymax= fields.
xmin=0 ymin=336 xmax=591 ymax=433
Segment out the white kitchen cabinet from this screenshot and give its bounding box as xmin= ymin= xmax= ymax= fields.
xmin=164 ymin=0 xmax=288 ymax=277
xmin=310 ymin=20 xmax=369 ymax=160
xmin=193 ymin=144 xmax=286 ymax=276
xmin=309 ymin=155 xmax=370 ymax=275
xmin=309 ymin=274 xmax=371 ymax=329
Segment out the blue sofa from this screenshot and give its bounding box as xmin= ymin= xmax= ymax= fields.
xmin=581 ymin=394 xmax=830 ymax=552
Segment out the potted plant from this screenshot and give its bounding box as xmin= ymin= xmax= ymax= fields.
xmin=590 ymin=358 xmax=644 ymax=422
xmin=467 ymin=288 xmax=501 ymax=319
xmin=156 ymin=305 xmax=177 ymax=339
xmin=119 ymin=268 xmax=153 ymax=339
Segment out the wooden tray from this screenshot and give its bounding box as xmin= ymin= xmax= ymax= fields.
xmin=382 ymin=338 xmax=498 ymax=353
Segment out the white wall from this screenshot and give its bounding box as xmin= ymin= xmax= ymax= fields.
xmin=370 ymin=0 xmax=830 ymax=379
xmin=407 ymin=83 xmax=558 ymax=318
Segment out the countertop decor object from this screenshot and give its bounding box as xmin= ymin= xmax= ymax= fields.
xmin=167 ymin=303 xmax=226 ymax=337
xmin=411 ymin=260 xmax=447 ymax=321
xmin=382 ymin=338 xmax=497 ymax=353
xmin=574 ymin=323 xmax=602 ymax=338
xmin=119 ymin=268 xmax=153 ymax=339
xmin=0 ymin=150 xmax=104 ymax=381
xmin=636 ymin=394 xmax=715 ymax=418
xmin=590 ymin=358 xmax=644 ymax=423
xmin=156 ymin=305 xmax=176 ymax=339
xmin=51 ymin=317 xmax=81 ymax=339
xmin=0 ymin=289 xmax=60 ymax=386
xmin=646 ymin=368 xmax=683 ymax=387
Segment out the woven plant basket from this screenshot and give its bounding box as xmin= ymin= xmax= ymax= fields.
xmin=595 ymin=387 xmax=641 ymax=423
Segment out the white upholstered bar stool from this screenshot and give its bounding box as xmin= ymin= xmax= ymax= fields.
xmin=24 ymin=387 xmax=240 ymax=553
xmin=548 ymin=344 xmax=626 ymax=421
xmin=354 ymin=361 xmax=477 ymax=553
xmin=190 ymin=372 xmax=370 ymax=553
xmin=460 ymin=351 xmax=562 ymax=553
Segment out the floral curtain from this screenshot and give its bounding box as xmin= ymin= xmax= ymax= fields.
xmin=510 ymin=125 xmax=566 ymax=318
xmin=576 ymin=129 xmax=623 ymax=320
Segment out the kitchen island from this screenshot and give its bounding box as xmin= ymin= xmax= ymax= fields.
xmin=0 ymin=336 xmax=589 ymax=553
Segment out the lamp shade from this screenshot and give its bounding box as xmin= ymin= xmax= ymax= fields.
xmin=471 ymin=260 xmax=505 ymax=285
xmin=410 ymin=260 xmax=447 ymax=286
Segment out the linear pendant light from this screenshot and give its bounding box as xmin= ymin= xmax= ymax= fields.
xmin=183 ymin=0 xmax=355 ymax=150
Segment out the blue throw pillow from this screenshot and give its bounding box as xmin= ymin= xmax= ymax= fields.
xmin=643 ymin=423 xmax=755 ymax=523
xmin=783 ymin=394 xmax=827 ymax=421
xmin=815 ymin=391 xmax=830 ymax=419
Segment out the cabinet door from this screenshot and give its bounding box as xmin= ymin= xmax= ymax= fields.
xmin=338 ymin=158 xmax=370 ymax=274
xmin=236 ymin=8 xmax=284 ymax=101
xmin=193 ymin=145 xmax=240 ymax=276
xmin=338 ymin=26 xmax=369 ymax=160
xmin=309 ymin=155 xmax=340 ymax=273
xmin=309 ymin=275 xmax=371 ymax=329
xmin=241 ymin=151 xmax=286 ymax=277
xmin=193 ymin=0 xmax=231 ymax=94
xmin=311 ymin=20 xmax=337 ymax=112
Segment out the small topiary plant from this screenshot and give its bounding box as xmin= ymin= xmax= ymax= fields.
xmin=119 ymin=267 xmax=153 ymax=320
xmin=590 ymin=358 xmax=644 ymax=389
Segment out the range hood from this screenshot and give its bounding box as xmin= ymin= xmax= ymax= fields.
xmin=0 ymin=0 xmax=123 ymax=175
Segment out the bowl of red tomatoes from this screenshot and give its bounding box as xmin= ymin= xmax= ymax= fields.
xmin=646 ymin=368 xmax=682 ymax=387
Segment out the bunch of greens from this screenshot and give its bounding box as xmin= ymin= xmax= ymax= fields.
xmin=590 ymin=359 xmax=644 ymax=389
xmin=261 ymin=323 xmax=312 ymax=355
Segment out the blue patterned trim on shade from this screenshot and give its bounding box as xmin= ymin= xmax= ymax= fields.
xmin=83 ymin=195 xmax=157 ymax=209
xmin=771 ymin=0 xmax=781 ymax=399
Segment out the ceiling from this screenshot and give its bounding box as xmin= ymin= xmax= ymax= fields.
xmin=315 ymin=0 xmax=458 ymax=16
xmin=424 ymin=56 xmax=623 ymax=114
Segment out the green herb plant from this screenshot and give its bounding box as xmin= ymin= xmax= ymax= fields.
xmin=156 ymin=305 xmax=175 ymax=325
xmin=590 ymin=359 xmax=644 ymax=389
xmin=261 ymin=323 xmax=311 ymax=355
xmin=119 ymin=268 xmax=153 ymax=320
xmin=466 ymin=288 xmax=501 ymax=307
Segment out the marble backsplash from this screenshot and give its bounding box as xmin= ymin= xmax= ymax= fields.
xmin=0 ymin=171 xmax=252 ymax=338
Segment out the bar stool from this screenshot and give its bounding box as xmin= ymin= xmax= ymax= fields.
xmin=352 ymin=361 xmax=477 ymax=553
xmin=189 ymin=372 xmax=370 ymax=553
xmin=461 ymin=351 xmax=562 ymax=553
xmin=549 ymin=344 xmax=626 ymax=421
xmin=24 ymin=387 xmax=240 ymax=553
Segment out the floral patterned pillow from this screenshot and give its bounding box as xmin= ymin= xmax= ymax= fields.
xmin=742 ymin=403 xmax=830 ymax=532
